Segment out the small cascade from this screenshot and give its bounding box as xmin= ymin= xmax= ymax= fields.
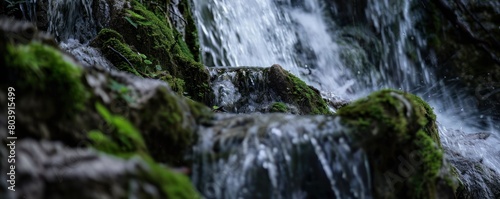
xmin=18 ymin=0 xmax=37 ymax=23
xmin=46 ymin=0 xmax=113 ymax=70
xmin=48 ymin=0 xmax=97 ymax=42
xmin=193 ymin=0 xmax=301 ymax=75
xmin=439 ymin=126 xmax=500 ymax=198
xmin=59 ymin=38 xmax=114 ymax=69
xmin=192 ymin=114 xmax=371 ymax=199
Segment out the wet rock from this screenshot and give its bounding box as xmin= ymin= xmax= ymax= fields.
xmin=11 ymin=139 xmax=199 ymax=199
xmin=208 ymin=65 xmax=330 ymax=115
xmin=194 ymin=89 xmax=458 ymax=199
xmin=441 ymin=129 xmax=500 ymax=199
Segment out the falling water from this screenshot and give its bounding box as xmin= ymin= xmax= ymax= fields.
xmin=192 ymin=114 xmax=371 ymax=199
xmin=193 ymin=0 xmax=500 ymax=197
xmin=47 ymin=0 xmax=114 ymax=69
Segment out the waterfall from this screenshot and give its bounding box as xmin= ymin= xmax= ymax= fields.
xmin=193 ymin=0 xmax=500 ymax=198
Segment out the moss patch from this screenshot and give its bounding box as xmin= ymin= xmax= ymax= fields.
xmin=270 ymin=102 xmax=289 ymax=113
xmin=336 ymin=89 xmax=454 ymax=199
xmin=4 ymin=42 xmax=88 ymax=116
xmin=268 ymin=64 xmax=330 ymax=115
xmin=87 ymin=103 xmax=200 ymax=199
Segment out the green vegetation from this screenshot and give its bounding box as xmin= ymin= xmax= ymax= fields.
xmin=336 ymin=89 xmax=454 ymax=199
xmin=268 ymin=64 xmax=330 ymax=115
xmin=5 ymin=42 xmax=88 ymax=116
xmin=88 ymin=103 xmax=200 ymax=199
xmin=88 ymin=103 xmax=148 ymax=158
xmin=91 ymin=1 xmax=212 ymax=104
xmin=270 ymin=102 xmax=289 ymax=113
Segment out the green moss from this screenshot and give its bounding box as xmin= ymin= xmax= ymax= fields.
xmin=179 ymin=0 xmax=201 ymax=62
xmin=162 ymin=73 xmax=186 ymax=94
xmin=173 ymin=54 xmax=212 ymax=103
xmin=5 ymin=42 xmax=88 ymax=116
xmin=287 ymin=73 xmax=330 ymax=114
xmin=102 ymin=38 xmax=142 ymax=76
xmin=270 ymin=102 xmax=289 ymax=113
xmin=136 ymin=87 xmax=196 ymax=165
xmin=87 ymin=103 xmax=200 ymax=199
xmin=336 ymin=89 xmax=453 ymax=199
xmin=144 ymin=158 xmax=201 ymax=199
xmin=268 ymin=64 xmax=330 ymax=115
xmin=88 ymin=103 xmax=148 ymax=158
xmin=91 ymin=28 xmax=125 ymax=47
xmin=125 ymin=1 xmax=193 ymax=61
xmin=96 ymin=1 xmax=212 ymax=104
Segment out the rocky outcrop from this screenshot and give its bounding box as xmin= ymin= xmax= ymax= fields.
xmin=419 ymin=0 xmax=500 ymax=121
xmin=209 ymin=65 xmax=332 ymax=115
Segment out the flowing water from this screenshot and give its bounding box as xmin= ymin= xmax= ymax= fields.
xmin=45 ymin=0 xmax=114 ymax=69
xmin=193 ymin=0 xmax=500 ymax=198
xmin=192 ymin=114 xmax=371 ymax=199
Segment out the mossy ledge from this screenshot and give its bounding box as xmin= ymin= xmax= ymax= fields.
xmin=336 ymin=89 xmax=457 ymax=199
xmin=92 ymin=0 xmax=212 ymax=104
xmin=267 ymin=64 xmax=330 ymax=115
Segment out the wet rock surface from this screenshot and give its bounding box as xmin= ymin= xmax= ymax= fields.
xmin=14 ymin=139 xmax=164 ymax=199
xmin=209 ymin=65 xmax=331 ymax=115
xmin=441 ymin=130 xmax=500 ymax=199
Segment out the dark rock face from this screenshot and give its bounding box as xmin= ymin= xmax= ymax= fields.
xmin=419 ymin=0 xmax=500 ymax=121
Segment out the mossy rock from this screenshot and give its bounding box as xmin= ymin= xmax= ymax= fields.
xmin=94 ymin=1 xmax=212 ymax=104
xmin=337 ymin=89 xmax=456 ymax=199
xmin=86 ymin=103 xmax=201 ymax=199
xmin=267 ymin=64 xmax=330 ymax=115
xmin=1 ymin=38 xmax=93 ymax=144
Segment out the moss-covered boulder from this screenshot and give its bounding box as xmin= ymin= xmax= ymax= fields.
xmin=268 ymin=64 xmax=331 ymax=115
xmin=91 ymin=0 xmax=212 ymax=104
xmin=337 ymin=89 xmax=457 ymax=199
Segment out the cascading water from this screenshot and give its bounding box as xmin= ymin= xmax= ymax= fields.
xmin=192 ymin=114 xmax=371 ymax=199
xmin=193 ymin=0 xmax=500 ymax=198
xmin=47 ymin=0 xmax=114 ymax=69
